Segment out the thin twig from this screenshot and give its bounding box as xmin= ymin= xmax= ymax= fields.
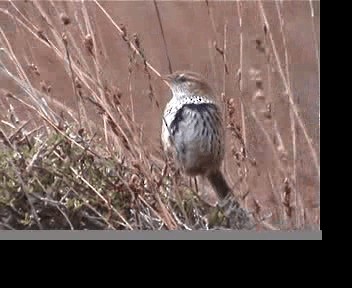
xmin=9 ymin=158 xmax=44 ymax=230
xmin=34 ymin=179 xmax=75 ymax=230
xmin=70 ymin=167 xmax=133 ymax=230
xmin=236 ymin=1 xmax=247 ymax=150
xmin=275 ymin=1 xmax=303 ymax=228
xmin=309 ymin=0 xmax=320 ymax=96
xmin=258 ymin=1 xmax=320 ymax=178
xmin=69 ymin=187 xmax=117 ymax=230
xmin=153 ymin=0 xmax=173 ymax=74
xmin=93 ymin=0 xmax=161 ymax=78
xmin=63 ymin=35 xmax=82 ymax=127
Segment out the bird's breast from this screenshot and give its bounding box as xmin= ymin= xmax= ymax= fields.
xmin=161 ymin=95 xmax=219 ymax=151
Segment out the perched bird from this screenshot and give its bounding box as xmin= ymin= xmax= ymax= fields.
xmin=161 ymin=70 xmax=231 ymax=201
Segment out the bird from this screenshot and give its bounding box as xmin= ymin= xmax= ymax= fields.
xmin=161 ymin=70 xmax=232 ymax=202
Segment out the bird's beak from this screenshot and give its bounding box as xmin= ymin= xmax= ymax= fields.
xmin=161 ymin=74 xmax=172 ymax=88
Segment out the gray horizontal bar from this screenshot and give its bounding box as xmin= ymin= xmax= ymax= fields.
xmin=0 ymin=231 xmax=322 ymax=240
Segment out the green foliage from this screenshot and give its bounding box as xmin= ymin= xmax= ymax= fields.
xmin=0 ymin=127 xmax=250 ymax=230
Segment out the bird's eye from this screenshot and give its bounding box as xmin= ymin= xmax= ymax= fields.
xmin=177 ymin=74 xmax=186 ymax=82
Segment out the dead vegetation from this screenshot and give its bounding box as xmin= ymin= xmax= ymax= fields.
xmin=0 ymin=1 xmax=320 ymax=230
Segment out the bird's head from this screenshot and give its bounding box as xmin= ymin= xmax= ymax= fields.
xmin=162 ymin=70 xmax=214 ymax=99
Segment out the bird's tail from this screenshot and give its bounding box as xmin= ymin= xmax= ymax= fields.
xmin=206 ymin=170 xmax=231 ymax=200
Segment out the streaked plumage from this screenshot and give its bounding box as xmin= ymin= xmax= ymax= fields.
xmin=161 ymin=70 xmax=230 ymax=200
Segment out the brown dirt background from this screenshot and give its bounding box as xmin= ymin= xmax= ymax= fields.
xmin=0 ymin=0 xmax=320 ymax=229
